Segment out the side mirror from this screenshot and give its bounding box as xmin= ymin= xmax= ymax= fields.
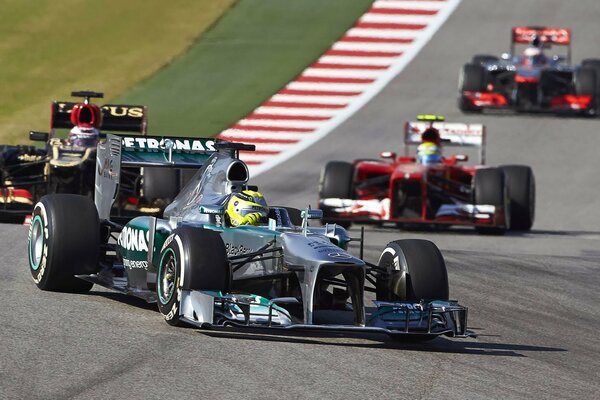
xmin=29 ymin=131 xmax=49 ymax=142
xmin=380 ymin=151 xmax=396 ymax=160
xmin=301 ymin=209 xmax=323 ymax=220
xmin=454 ymin=154 xmax=468 ymax=162
xmin=501 ymin=52 xmax=511 ymax=60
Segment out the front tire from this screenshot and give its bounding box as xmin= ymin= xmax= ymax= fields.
xmin=499 ymin=165 xmax=535 ymax=231
xmin=28 ymin=194 xmax=99 ymax=292
xmin=375 ymin=239 xmax=449 ymax=302
xmin=473 ymin=168 xmax=508 ymax=235
xmin=157 ymin=226 xmax=229 ymax=326
xmin=319 ymin=161 xmax=354 ymax=228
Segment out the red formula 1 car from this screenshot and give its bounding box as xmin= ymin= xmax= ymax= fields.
xmin=318 ymin=116 xmax=535 ymax=234
xmin=458 ymin=26 xmax=600 ymax=116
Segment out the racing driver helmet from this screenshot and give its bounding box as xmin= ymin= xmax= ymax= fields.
xmin=226 ymin=190 xmax=269 ymax=227
xmin=417 ymin=128 xmax=443 ymax=165
xmin=68 ymin=126 xmax=100 ymax=148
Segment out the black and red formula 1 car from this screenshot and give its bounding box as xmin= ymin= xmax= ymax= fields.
xmin=458 ymin=26 xmax=600 ymax=116
xmin=0 ymin=91 xmax=186 ymax=223
xmin=318 ymin=116 xmax=535 ymax=234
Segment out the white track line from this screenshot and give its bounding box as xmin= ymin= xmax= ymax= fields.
xmin=346 ymin=27 xmax=421 ymax=39
xmin=285 ymin=82 xmax=370 ymax=92
xmin=217 ymin=0 xmax=462 ymax=176
xmin=332 ymin=42 xmax=410 ymax=52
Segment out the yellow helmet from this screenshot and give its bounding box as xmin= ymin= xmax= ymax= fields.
xmin=226 ymin=190 xmax=269 ymax=227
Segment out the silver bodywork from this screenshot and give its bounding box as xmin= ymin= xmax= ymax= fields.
xmin=93 ymin=135 xmax=471 ymax=339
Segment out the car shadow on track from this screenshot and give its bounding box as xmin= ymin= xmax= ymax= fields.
xmin=197 ymin=329 xmax=565 ymax=357
xmin=87 ymin=290 xmax=158 ymax=311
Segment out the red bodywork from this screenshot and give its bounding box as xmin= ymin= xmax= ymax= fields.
xmin=319 ymin=156 xmax=506 ymax=229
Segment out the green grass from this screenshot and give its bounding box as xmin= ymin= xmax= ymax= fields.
xmin=116 ymin=0 xmax=373 ymax=137
xmin=0 ymin=0 xmax=235 ymax=143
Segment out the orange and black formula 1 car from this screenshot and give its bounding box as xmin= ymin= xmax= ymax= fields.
xmin=459 ymin=26 xmax=600 ymax=116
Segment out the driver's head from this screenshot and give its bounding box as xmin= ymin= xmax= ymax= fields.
xmin=421 ymin=127 xmax=441 ymax=145
xmin=68 ymin=126 xmax=100 ymax=147
xmin=226 ymin=190 xmax=269 ymax=227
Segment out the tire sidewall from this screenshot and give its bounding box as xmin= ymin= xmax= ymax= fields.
xmin=28 ymin=202 xmax=50 ymax=287
xmin=157 ymin=234 xmax=183 ymax=325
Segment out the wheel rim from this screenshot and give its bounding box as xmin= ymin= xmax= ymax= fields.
xmin=28 ymin=215 xmax=44 ymax=271
xmin=158 ymin=248 xmax=177 ymax=304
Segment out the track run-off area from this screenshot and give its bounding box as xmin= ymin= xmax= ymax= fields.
xmin=2 ymin=1 xmax=600 ymax=399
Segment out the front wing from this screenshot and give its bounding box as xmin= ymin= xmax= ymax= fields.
xmin=178 ymin=291 xmax=473 ymax=339
xmin=319 ymin=197 xmax=507 ymax=228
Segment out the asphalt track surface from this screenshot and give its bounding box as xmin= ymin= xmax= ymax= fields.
xmin=2 ymin=1 xmax=600 ymax=399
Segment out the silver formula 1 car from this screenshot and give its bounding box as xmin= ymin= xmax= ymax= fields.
xmin=27 ymin=134 xmax=472 ymax=340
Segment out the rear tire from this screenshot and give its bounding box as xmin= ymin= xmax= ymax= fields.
xmin=157 ymin=226 xmax=229 ymax=326
xmin=319 ymin=161 xmax=354 ymax=228
xmin=28 ymin=194 xmax=99 ymax=292
xmin=473 ymin=168 xmax=508 ymax=235
xmin=499 ymin=165 xmax=535 ymax=231
xmin=375 ymin=239 xmax=449 ymax=302
xmin=472 ymin=54 xmax=499 ymax=65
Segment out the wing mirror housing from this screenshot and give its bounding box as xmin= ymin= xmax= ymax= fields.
xmin=301 ymin=209 xmax=323 ymax=220
xmin=380 ymin=151 xmax=396 ymax=160
xmin=454 ymin=154 xmax=468 ymax=162
xmin=29 ymin=131 xmax=49 ymax=142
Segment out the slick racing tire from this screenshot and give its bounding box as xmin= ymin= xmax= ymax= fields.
xmin=375 ymin=239 xmax=449 ymax=302
xmin=499 ymin=165 xmax=535 ymax=231
xmin=319 ymin=161 xmax=354 ymax=229
xmin=142 ymin=168 xmax=179 ymax=202
xmin=580 ymin=60 xmax=600 ymax=113
xmin=473 ymin=168 xmax=508 ymax=235
xmin=319 ymin=161 xmax=354 ymax=199
xmin=28 ymin=194 xmax=99 ymax=292
xmin=157 ymin=226 xmax=229 ymax=326
xmin=471 ymin=54 xmax=499 ymax=65
xmin=574 ymin=68 xmax=597 ymax=97
xmin=459 ymin=63 xmax=486 ymax=92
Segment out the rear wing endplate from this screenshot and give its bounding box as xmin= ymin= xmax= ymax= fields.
xmin=51 ymin=101 xmax=148 ymax=134
xmin=404 ymin=121 xmax=486 ymax=164
xmin=94 ymin=134 xmax=218 ymax=220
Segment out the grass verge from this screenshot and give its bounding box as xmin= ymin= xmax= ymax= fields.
xmin=116 ymin=0 xmax=373 ymax=137
xmin=0 ymin=0 xmax=235 ymax=143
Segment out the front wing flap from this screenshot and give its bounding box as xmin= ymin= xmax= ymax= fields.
xmin=178 ymin=290 xmax=474 ymax=339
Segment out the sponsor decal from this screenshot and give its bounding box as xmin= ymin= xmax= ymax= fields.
xmin=327 ymin=252 xmax=352 ymax=260
xmin=97 ymin=158 xmax=118 ymax=180
xmin=121 ymin=137 xmax=215 ymax=153
xmin=161 ymin=234 xmax=175 ymax=253
xmin=123 ymin=258 xmax=148 ymax=270
xmin=225 ymin=243 xmax=252 ymax=256
xmin=118 ymin=226 xmax=149 ymax=252
xmin=102 ymin=106 xmax=144 ymax=118
xmin=307 ymin=239 xmax=344 ymax=254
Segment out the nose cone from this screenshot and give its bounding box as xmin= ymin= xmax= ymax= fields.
xmin=281 ymin=233 xmax=365 ymax=267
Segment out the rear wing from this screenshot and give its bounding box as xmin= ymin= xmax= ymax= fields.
xmin=404 ymin=121 xmax=486 ymax=164
xmin=51 ymin=101 xmax=148 ymax=134
xmin=511 ymin=26 xmax=571 ymax=61
xmin=95 ymin=134 xmax=218 ymax=220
